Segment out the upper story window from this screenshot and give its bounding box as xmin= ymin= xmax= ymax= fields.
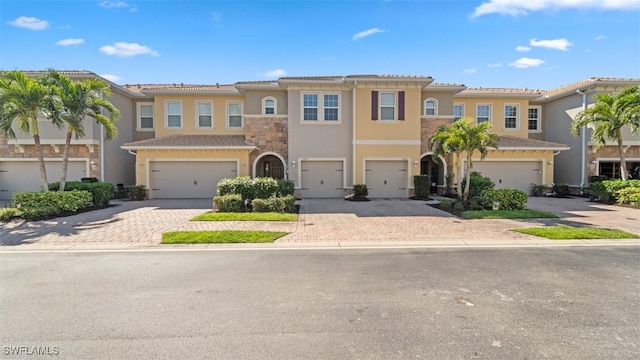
xmin=227 ymin=101 xmax=243 ymax=128
xmin=380 ymin=92 xmax=396 ymax=120
xmin=424 ymin=99 xmax=438 ymax=116
xmin=302 ymin=92 xmax=340 ymax=122
xmin=137 ymin=103 xmax=154 ymax=130
xmin=528 ymin=106 xmax=541 ymax=132
xmin=263 ymin=97 xmax=277 ymax=115
xmin=453 ymin=104 xmax=464 ymax=121
xmin=371 ymin=91 xmax=405 ymax=121
xmin=166 ymin=101 xmax=182 ymax=128
xmin=196 ymin=101 xmax=213 ymax=128
xmin=476 ymin=104 xmax=490 ymax=124
xmin=504 ymin=104 xmax=519 ymax=129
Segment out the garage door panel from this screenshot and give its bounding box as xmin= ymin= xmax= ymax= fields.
xmin=0 ymin=161 xmax=86 ymax=201
xmin=366 ymin=161 xmax=408 ymax=198
xmin=150 ymin=161 xmax=237 ymax=199
xmin=300 ymin=161 xmax=343 ymax=198
xmin=472 ymin=161 xmax=541 ymax=193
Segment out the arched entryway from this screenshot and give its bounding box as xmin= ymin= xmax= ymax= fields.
xmin=253 ymin=152 xmax=286 ymax=179
xmin=420 ymin=153 xmax=447 ymax=194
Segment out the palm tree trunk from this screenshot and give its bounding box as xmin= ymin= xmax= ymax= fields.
xmin=455 ymin=154 xmax=463 ymax=199
xmin=617 ymin=131 xmax=627 ymax=180
xmin=59 ymin=126 xmax=73 ymax=191
xmin=33 ymin=134 xmax=49 ymax=191
xmin=463 ymin=155 xmax=472 ymax=201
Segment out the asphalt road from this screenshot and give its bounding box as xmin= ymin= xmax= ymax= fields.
xmin=1 ymin=247 xmax=638 ymax=360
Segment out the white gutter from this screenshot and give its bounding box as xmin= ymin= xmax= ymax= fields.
xmin=352 ymin=81 xmax=357 ymax=186
xmin=120 ymin=146 xmax=257 ymax=150
xmin=576 ymin=89 xmax=587 ymax=187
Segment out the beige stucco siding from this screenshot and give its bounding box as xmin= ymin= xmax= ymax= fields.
xmin=243 ymin=90 xmax=287 ymax=115
xmin=102 ymin=91 xmax=136 ymax=185
xmin=420 ymin=92 xmax=454 ymax=116
xmin=453 ymin=97 xmax=532 ymax=138
xmin=355 ymin=87 xmax=422 ymax=140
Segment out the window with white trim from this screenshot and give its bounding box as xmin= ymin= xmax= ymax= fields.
xmin=227 ymin=102 xmax=243 ymax=128
xmin=263 ymin=97 xmax=276 ymax=115
xmin=424 ymin=99 xmax=438 ymax=116
xmin=302 ymin=93 xmax=340 ymax=122
xmin=196 ymin=101 xmax=213 ymax=128
xmin=476 ymin=104 xmax=490 ymax=124
xmin=453 ymin=104 xmax=464 ymax=120
xmin=528 ymin=106 xmax=541 ymax=132
xmin=380 ymin=92 xmax=396 ymax=120
xmin=166 ymin=101 xmax=182 ymax=128
xmin=137 ymin=103 xmax=154 ymax=130
xmin=504 ymin=104 xmax=518 ymax=129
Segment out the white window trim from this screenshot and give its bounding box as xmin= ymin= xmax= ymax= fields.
xmin=165 ymin=100 xmax=183 ymax=129
xmin=528 ymin=105 xmax=542 ymax=133
xmin=300 ymin=92 xmax=341 ymax=124
xmin=504 ymin=104 xmax=519 ymax=130
xmin=262 ymin=96 xmax=277 ymax=115
xmin=424 ymin=98 xmax=438 ymax=117
xmin=453 ymin=103 xmax=464 ymax=120
xmin=476 ymin=104 xmax=491 ymax=124
xmin=195 ymin=100 xmax=214 ymax=129
xmin=226 ymin=100 xmax=244 ymax=129
xmin=137 ymin=102 xmax=155 ymax=131
xmin=379 ymin=92 xmax=397 ymax=121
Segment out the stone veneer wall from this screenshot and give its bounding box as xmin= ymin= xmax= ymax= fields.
xmin=0 ymin=136 xmax=101 ymax=178
xmin=587 ymin=145 xmax=640 ymax=178
xmin=244 ymin=116 xmax=288 ymax=174
xmin=420 ymin=118 xmax=452 ymax=155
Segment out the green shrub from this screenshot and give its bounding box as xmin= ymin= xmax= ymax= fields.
xmin=353 ymin=184 xmax=368 ymax=199
xmin=13 ymin=190 xmax=93 ymax=220
xmin=277 ymin=179 xmax=295 ymax=197
xmin=462 ymin=172 xmax=495 ymax=199
xmin=265 ymin=195 xmax=296 ymax=213
xmin=253 ymin=177 xmax=280 ymax=199
xmin=586 ymin=181 xmax=612 ymax=203
xmin=438 ymin=199 xmax=453 ymax=210
xmin=217 ymin=176 xmax=254 ymax=199
xmin=453 ymin=201 xmax=466 ymax=213
xmin=552 ymin=183 xmax=570 ymax=198
xmin=251 ymin=198 xmax=269 ymax=212
xmin=588 ymin=179 xmax=640 ymax=204
xmin=0 ymin=208 xmax=21 ymax=221
xmin=129 ymin=185 xmax=146 ymax=201
xmin=615 ymin=187 xmax=640 ymax=207
xmin=413 ymin=175 xmax=430 ymax=198
xmin=49 ymin=181 xmax=114 ymax=207
xmin=80 ymin=177 xmax=99 ymax=183
xmin=480 ymin=189 xmax=528 ymax=210
xmin=213 ymin=194 xmax=245 ymax=212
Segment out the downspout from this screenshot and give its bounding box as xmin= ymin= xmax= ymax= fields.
xmin=576 ymin=89 xmax=587 ymax=188
xmin=352 ymin=81 xmax=357 ymax=187
xmin=100 ymin=124 xmax=105 ymax=181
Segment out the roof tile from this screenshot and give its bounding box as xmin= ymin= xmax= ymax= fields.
xmin=498 ymin=136 xmax=568 ymax=149
xmin=123 ymin=135 xmax=254 ymax=148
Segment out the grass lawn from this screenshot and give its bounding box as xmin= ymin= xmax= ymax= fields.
xmin=513 ymin=225 xmax=639 ymax=240
xmin=191 ymin=212 xmax=298 ymax=222
xmin=462 ymin=210 xmax=559 ymax=219
xmin=162 ymin=230 xmax=289 ymax=244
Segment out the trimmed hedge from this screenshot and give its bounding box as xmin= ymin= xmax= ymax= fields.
xmin=251 ymin=198 xmax=269 ymax=212
xmin=462 ymin=172 xmax=495 ymax=199
xmin=0 ymin=208 xmax=21 ymax=222
xmin=587 ymin=179 xmax=640 ymax=204
xmin=480 ymin=189 xmax=528 ymax=210
xmin=13 ymin=190 xmax=93 ymax=220
xmin=277 ymin=179 xmax=295 ymax=197
xmin=213 ymin=194 xmax=245 ymax=212
xmin=49 ymin=181 xmax=114 ymax=208
xmin=413 ymin=175 xmax=430 ymax=198
xmin=615 ymin=187 xmax=640 ymax=207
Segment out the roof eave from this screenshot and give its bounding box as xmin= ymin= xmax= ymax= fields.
xmin=457 ymin=93 xmax=542 ymax=99
xmin=121 ymin=145 xmax=257 ymax=151
xmin=141 ymin=89 xmax=241 ymax=95
xmin=493 ymin=146 xmax=571 ymax=151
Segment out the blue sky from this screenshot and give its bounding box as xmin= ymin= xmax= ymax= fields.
xmin=1 ymin=0 xmax=639 ymax=90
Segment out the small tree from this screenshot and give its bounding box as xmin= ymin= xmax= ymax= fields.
xmin=571 ymin=86 xmax=640 ymax=180
xmin=429 ymin=117 xmax=499 ymax=201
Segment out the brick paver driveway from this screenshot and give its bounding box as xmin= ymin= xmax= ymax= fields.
xmin=0 ymin=197 xmax=637 ymax=247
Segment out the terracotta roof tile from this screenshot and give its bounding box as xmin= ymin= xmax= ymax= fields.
xmin=459 ymin=88 xmax=543 ymax=96
xmin=122 ymin=135 xmax=255 ymax=148
xmin=428 ymin=82 xmax=466 ymax=88
xmin=498 ymin=136 xmax=568 ymax=149
xmin=345 ymin=74 xmax=433 ymax=80
xmin=21 ymin=70 xmax=96 ymax=76
xmin=542 ymin=77 xmax=640 ymax=99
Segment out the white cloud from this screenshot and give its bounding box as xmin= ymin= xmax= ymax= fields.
xmin=487 ymin=63 xmax=503 ymax=68
xmin=595 ymin=35 xmax=607 ymax=40
xmin=99 ymin=1 xmax=137 ymax=12
xmin=56 ymin=38 xmax=84 ymax=46
xmin=352 ymin=28 xmax=386 ymax=41
xmin=509 ymin=57 xmax=545 ymax=68
xmin=464 ymin=68 xmax=477 ymax=74
xmin=100 ymin=74 xmax=121 ymax=82
xmin=262 ymin=69 xmax=287 ymax=78
xmin=8 ymin=16 xmax=49 ymax=30
xmin=516 ymin=45 xmax=531 ymax=52
xmin=530 ymin=38 xmax=572 ymax=51
xmin=471 ymin=0 xmax=640 ymax=18
xmin=100 ymin=42 xmax=159 ymax=57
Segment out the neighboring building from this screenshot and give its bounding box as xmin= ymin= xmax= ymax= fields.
xmin=2 ymin=71 xmax=637 ymax=200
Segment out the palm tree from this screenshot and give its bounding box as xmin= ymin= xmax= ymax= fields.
xmin=429 ymin=117 xmax=499 ymax=201
xmin=571 ymin=86 xmax=640 ymax=180
xmin=46 ymin=70 xmax=120 ymax=191
xmin=0 ymin=71 xmax=63 ymax=191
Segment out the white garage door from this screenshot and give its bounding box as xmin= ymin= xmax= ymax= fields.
xmin=300 ymin=161 xmax=344 ymax=198
xmin=0 ymin=161 xmax=87 ymax=201
xmin=365 ymin=160 xmax=408 ymax=198
xmin=150 ymin=161 xmax=237 ymax=199
xmin=471 ymin=161 xmax=541 ymax=193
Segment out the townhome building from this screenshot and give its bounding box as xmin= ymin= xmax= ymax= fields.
xmin=1 ymin=71 xmax=638 ymax=201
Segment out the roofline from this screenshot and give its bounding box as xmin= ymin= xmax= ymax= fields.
xmin=538 ymin=79 xmax=640 ymax=102
xmin=140 ymin=89 xmax=241 ymax=95
xmin=121 ymin=145 xmax=257 ymax=150
xmin=424 ymin=86 xmax=467 ymax=93
xmin=456 ymin=93 xmax=542 ymax=99
xmin=493 ymin=146 xmax=571 ymax=151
